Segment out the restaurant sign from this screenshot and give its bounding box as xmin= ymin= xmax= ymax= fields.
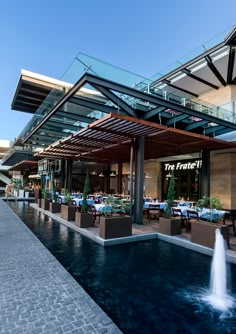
xmin=164 ymin=160 xmax=202 ymax=171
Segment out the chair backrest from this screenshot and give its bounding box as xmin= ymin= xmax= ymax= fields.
xmin=186 ymin=209 xmax=199 ymax=220
xmin=172 ymin=208 xmax=182 ymax=217
xmin=149 ymin=204 xmax=160 ymax=209
xmin=88 ymin=205 xmax=97 ymax=213
xmin=222 ymin=211 xmax=233 ymax=224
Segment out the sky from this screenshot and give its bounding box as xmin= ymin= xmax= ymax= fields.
xmin=0 ymin=0 xmax=235 ymax=142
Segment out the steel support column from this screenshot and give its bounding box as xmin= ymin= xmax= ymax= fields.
xmin=60 ymin=159 xmax=65 ymax=190
xmin=134 ymin=137 xmax=144 ymax=225
xmin=104 ymin=163 xmax=111 ymax=193
xmin=65 ymin=159 xmax=73 ymax=193
xmin=117 ymin=162 xmax=123 ymax=194
xmin=201 ymin=151 xmax=210 ymax=198
xmin=129 ymin=139 xmax=135 ymax=220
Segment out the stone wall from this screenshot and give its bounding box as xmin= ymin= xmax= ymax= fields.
xmin=210 ymin=152 xmax=236 ymax=209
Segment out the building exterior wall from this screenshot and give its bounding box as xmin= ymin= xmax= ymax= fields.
xmin=111 ymin=160 xmax=162 ymax=198
xmin=144 ymin=161 xmax=161 ymax=199
xmin=210 ymin=152 xmax=236 ymax=209
xmin=199 ymin=86 xmax=232 ymax=108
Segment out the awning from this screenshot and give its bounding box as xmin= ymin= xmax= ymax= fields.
xmin=35 ymin=113 xmax=236 ymax=163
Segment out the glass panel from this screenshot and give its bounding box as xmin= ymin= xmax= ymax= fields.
xmin=178 ymin=174 xmax=188 ymax=200
xmin=189 ymin=171 xmax=200 ymax=202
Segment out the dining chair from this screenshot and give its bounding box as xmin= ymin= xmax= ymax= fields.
xmin=222 ymin=211 xmax=236 ymax=237
xmin=186 ymin=210 xmax=199 ymax=233
xmin=88 ymin=205 xmax=102 ymax=224
xmin=172 ymin=208 xmax=186 ymax=228
xmin=148 ymin=204 xmax=161 ymax=221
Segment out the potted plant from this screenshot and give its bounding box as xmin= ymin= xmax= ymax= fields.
xmin=75 ymin=173 xmax=94 ymax=227
xmin=49 ymin=173 xmax=61 ymax=213
xmin=61 ymin=190 xmax=77 ymax=221
xmin=191 ymin=195 xmax=229 ymax=248
xmin=159 ymin=172 xmax=181 ymax=235
xmin=40 ymin=188 xmax=50 ymax=211
xmin=11 ymin=177 xmax=24 ymax=198
xmin=99 ymin=193 xmax=132 ymax=239
xmin=196 ymin=195 xmax=223 ymax=222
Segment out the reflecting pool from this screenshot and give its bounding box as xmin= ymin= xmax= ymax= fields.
xmin=8 ymin=202 xmax=236 ymax=334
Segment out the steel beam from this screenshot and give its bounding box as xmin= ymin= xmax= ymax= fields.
xmin=205 ymin=55 xmax=226 ymax=86
xmin=166 ymin=113 xmax=189 ymax=126
xmin=181 ymin=68 xmax=219 ymax=90
xmin=133 ymin=137 xmax=144 ymax=225
xmin=90 ymin=83 xmax=138 ymax=118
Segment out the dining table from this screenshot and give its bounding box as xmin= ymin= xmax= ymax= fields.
xmin=175 ymin=206 xmax=229 ymax=222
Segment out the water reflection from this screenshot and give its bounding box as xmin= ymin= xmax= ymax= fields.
xmin=7 ymin=202 xmax=236 ymax=334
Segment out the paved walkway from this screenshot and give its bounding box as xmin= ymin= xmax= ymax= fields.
xmin=0 ymin=199 xmax=122 ymax=334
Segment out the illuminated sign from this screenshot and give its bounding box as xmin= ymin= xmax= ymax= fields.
xmin=164 ymin=160 xmax=202 ymax=171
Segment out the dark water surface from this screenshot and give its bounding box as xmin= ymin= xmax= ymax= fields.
xmin=8 ymin=202 xmax=236 ymax=334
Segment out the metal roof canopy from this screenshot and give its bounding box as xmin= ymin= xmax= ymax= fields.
xmin=35 ymin=113 xmax=236 ymax=163
xmin=8 ymin=160 xmax=38 ymax=171
xmin=1 ymin=150 xmax=38 ymax=166
xmin=22 ymin=71 xmax=236 ymax=149
xmin=150 ymin=26 xmax=236 ymax=98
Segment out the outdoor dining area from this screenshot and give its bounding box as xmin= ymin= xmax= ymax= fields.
xmin=33 ymin=183 xmax=236 ymax=250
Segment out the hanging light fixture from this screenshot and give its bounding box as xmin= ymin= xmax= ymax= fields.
xmin=110 ymin=171 xmax=116 ymax=177
xmin=99 ymin=172 xmax=104 ymax=177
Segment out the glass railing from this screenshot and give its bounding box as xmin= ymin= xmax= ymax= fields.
xmin=147 ymin=86 xmax=235 ymax=124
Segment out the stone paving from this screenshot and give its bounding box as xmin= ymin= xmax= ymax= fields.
xmin=0 ymin=199 xmax=122 ymax=334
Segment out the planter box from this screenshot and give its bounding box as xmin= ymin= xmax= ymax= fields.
xmin=191 ymin=221 xmax=229 ymax=249
xmin=49 ymin=202 xmax=61 ymax=214
xmin=60 ymin=204 xmax=77 ymax=221
xmin=75 ymin=212 xmax=94 ymax=228
xmin=18 ymin=189 xmax=24 ymax=198
xmin=41 ymin=199 xmax=50 ymax=211
xmin=99 ymin=216 xmax=132 ymax=239
xmin=34 ymin=189 xmax=40 ymax=203
xmin=159 ymin=217 xmax=182 ymax=236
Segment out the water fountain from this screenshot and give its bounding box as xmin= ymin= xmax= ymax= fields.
xmin=205 ymin=228 xmax=234 ymax=311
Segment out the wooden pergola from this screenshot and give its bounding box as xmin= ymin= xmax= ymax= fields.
xmin=35 ymin=113 xmax=236 ymax=162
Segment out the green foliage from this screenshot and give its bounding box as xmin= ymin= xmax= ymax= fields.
xmin=165 ymin=172 xmax=175 ymax=216
xmin=209 ymin=196 xmax=223 ymax=210
xmin=196 ymin=195 xmax=209 ymax=209
xmin=64 ymin=190 xmax=72 ymax=205
xmin=196 ymin=195 xmax=223 ymax=210
xmin=82 ymin=173 xmax=89 ymax=213
xmin=41 ymin=188 xmax=50 ymax=200
xmin=51 ymin=173 xmax=57 ymax=202
xmin=11 ymin=177 xmax=24 ymax=190
xmin=103 ymin=196 xmax=131 ymax=215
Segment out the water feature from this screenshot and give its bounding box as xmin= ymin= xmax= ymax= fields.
xmin=204 ymin=229 xmax=234 ymax=312
xmin=7 ymin=202 xmax=236 ymax=334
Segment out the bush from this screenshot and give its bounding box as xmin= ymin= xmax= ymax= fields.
xmin=165 ymin=172 xmax=175 ymax=216
xmin=82 ymin=173 xmax=89 ymax=213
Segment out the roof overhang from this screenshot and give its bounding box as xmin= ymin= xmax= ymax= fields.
xmin=8 ymin=160 xmax=38 ymax=172
xmin=20 ymin=72 xmax=236 ymax=149
xmin=150 ymin=26 xmax=236 ymax=98
xmin=35 ymin=113 xmax=236 ymax=163
xmin=1 ymin=150 xmax=38 ymax=166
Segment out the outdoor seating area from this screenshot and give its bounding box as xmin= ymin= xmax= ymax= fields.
xmin=30 ymin=188 xmax=236 ymax=252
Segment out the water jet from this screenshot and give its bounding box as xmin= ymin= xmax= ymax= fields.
xmin=204 ymin=228 xmax=234 ymax=311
